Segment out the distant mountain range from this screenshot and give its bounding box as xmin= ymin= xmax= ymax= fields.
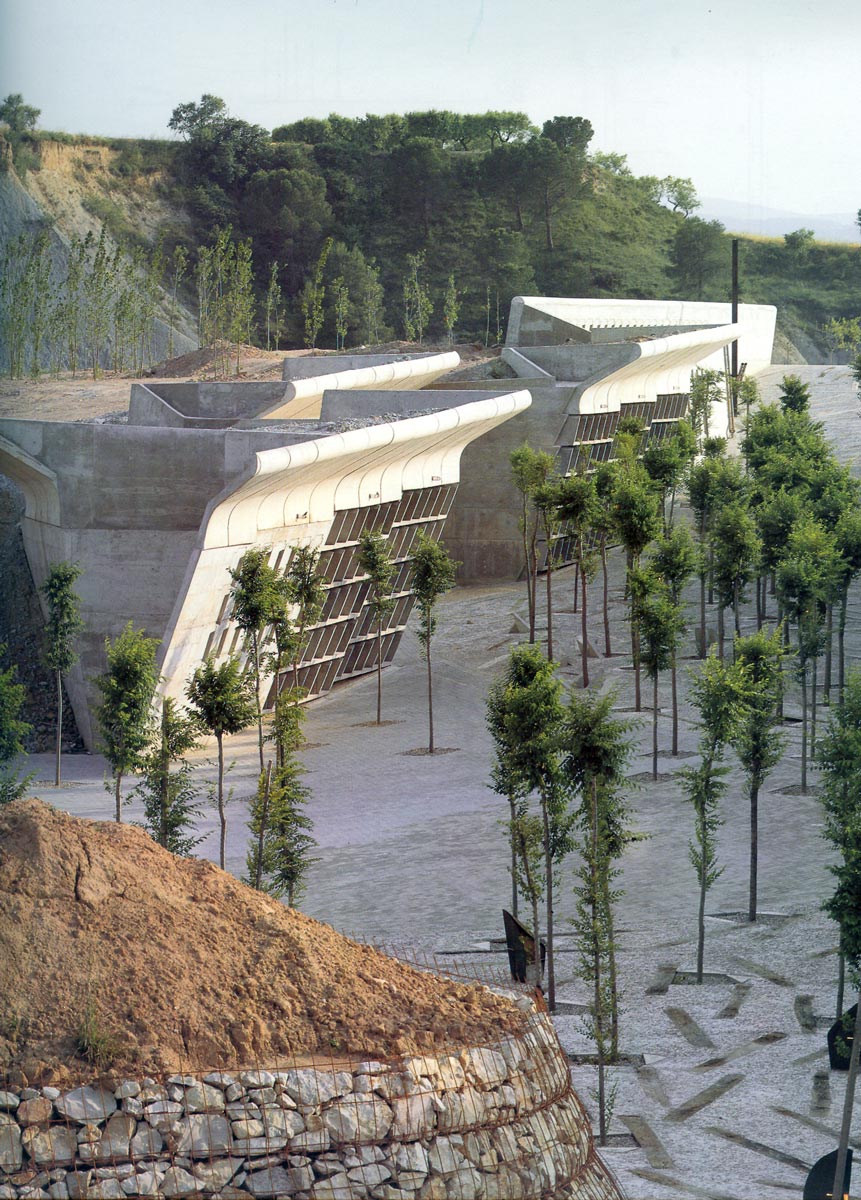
xmin=699 ymin=198 xmax=858 ymax=245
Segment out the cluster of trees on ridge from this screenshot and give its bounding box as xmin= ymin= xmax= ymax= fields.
xmin=6 ymin=91 xmax=861 ymax=370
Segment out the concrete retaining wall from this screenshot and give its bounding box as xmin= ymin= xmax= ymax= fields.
xmin=0 ymin=1008 xmax=621 ymax=1199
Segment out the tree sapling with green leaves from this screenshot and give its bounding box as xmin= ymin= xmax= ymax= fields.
xmin=410 ymin=532 xmax=458 ymax=753
xmin=0 ymin=647 xmax=32 ymax=805
xmin=94 ymin=622 xmax=160 ymax=822
xmin=229 ymin=547 xmax=281 ymax=772
xmin=186 ymin=655 xmax=256 ymax=868
xmin=40 ymin=560 xmax=83 ymax=787
xmin=136 ymin=698 xmax=203 ymax=856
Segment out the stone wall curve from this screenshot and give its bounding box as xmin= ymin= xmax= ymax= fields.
xmin=0 ymin=1009 xmax=622 ymax=1199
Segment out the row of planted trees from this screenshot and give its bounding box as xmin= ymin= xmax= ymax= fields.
xmin=0 ymin=524 xmax=459 ymax=903
xmin=491 ymin=367 xmax=861 ymax=1137
xmin=1 ymin=216 xmax=474 ymax=380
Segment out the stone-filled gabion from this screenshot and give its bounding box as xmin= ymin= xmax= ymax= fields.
xmin=0 ymin=1008 xmax=621 ymax=1199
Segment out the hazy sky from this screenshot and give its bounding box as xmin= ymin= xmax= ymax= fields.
xmin=2 ymin=0 xmax=858 ymax=216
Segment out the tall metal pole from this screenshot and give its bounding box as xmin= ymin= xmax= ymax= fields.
xmin=833 ymin=991 xmax=861 ymax=1200
xmin=731 ymin=238 xmax=739 ymax=382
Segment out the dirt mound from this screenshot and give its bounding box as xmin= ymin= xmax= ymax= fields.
xmin=0 ymin=800 xmax=524 ymax=1083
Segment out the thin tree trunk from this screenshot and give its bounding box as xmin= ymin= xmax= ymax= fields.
xmin=530 ymin=524 xmax=540 ymax=645
xmin=426 ymin=641 xmax=434 ymax=753
xmin=55 ymin=669 xmax=62 ymax=787
xmin=708 ymin=546 xmax=714 ymax=606
xmin=254 ymin=762 xmax=273 ymax=889
xmin=652 ymin=672 xmax=659 ymax=780
xmin=521 ymin=496 xmax=534 ymax=639
xmin=831 ymin=986 xmax=861 ymax=1200
xmin=376 ymin=621 xmax=383 ymax=724
xmin=717 ymin=604 xmax=725 ymax=662
xmin=509 ymin=798 xmax=518 ymax=920
xmin=581 ymin=559 xmax=589 ymax=688
xmin=540 ymin=792 xmax=555 ymax=1012
xmin=824 ymin=603 xmax=833 ymax=704
xmin=801 ymin=656 xmax=808 ymax=795
xmin=591 ymin=778 xmax=606 ymax=1143
xmin=671 ymin=648 xmax=679 ymax=756
xmin=572 ymin=562 xmax=579 ymax=614
xmin=749 ymin=779 xmax=759 ymax=923
xmin=603 ymin=871 xmax=619 ymax=1059
xmin=217 ymin=733 xmax=226 ymax=869
xmin=839 ymin=585 xmax=848 ymax=702
xmin=733 ymin=580 xmax=741 ymax=637
xmin=253 ymin=635 xmax=264 ymax=774
xmin=114 ymin=772 xmax=123 ymax=823
xmin=837 ymin=952 xmax=845 ymax=1020
xmin=811 ymin=653 xmax=818 ymax=761
xmin=601 ymin=542 xmax=611 ymax=657
xmin=756 ymin=574 xmax=763 ymax=630
xmin=696 ymin=822 xmax=707 ymax=983
xmin=546 ymin=555 xmax=553 ymax=662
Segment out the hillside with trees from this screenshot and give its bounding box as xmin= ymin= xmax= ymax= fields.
xmin=2 ymin=93 xmax=860 ymax=371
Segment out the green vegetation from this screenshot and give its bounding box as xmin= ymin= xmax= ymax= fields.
xmin=0 ymin=645 xmax=31 ymax=805
xmin=93 ymin=622 xmax=160 ymax=822
xmin=40 ymin=560 xmax=83 ymax=787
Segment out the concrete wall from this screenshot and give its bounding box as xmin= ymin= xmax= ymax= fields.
xmin=283 ymin=352 xmax=443 ymax=381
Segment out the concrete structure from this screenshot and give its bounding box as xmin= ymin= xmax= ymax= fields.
xmin=0 ymin=377 xmax=528 ymax=750
xmin=442 ymin=295 xmax=777 ymax=579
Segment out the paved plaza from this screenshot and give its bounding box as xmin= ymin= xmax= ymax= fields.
xmin=13 ymin=364 xmax=861 ymax=1198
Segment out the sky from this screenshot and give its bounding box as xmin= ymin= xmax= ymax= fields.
xmin=1 ymin=0 xmax=859 ymax=217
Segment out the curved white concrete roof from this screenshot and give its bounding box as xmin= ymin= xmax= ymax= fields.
xmin=262 ymin=351 xmax=462 ymax=419
xmin=157 ymin=390 xmax=531 ymax=705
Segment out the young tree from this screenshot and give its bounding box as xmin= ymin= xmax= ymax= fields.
xmin=94 ymin=623 xmax=160 ymax=823
xmin=410 ymin=532 xmax=458 ymax=753
xmin=611 ymin=471 xmax=662 ymax=709
xmin=246 ymin=757 xmax=317 ymax=905
xmin=681 ymin=654 xmax=748 ymax=981
xmin=776 ymin=518 xmax=841 ymax=792
xmin=0 ymin=647 xmax=31 ymax=805
xmin=778 ymin=373 xmax=811 ymax=414
xmin=186 ymin=656 xmax=255 ymax=869
xmin=443 ymin=273 xmax=459 ymax=344
xmin=688 ymin=367 xmax=723 ymax=446
xmin=634 ymin=570 xmax=684 ymax=779
xmin=555 ymin=473 xmax=599 ymax=687
xmin=711 ymin=503 xmax=761 ymax=656
xmin=533 ymin=477 xmax=563 ymax=661
xmin=734 ymin=629 xmax=786 ymax=922
xmin=136 ymin=698 xmax=203 ymax=855
xmin=358 ymin=529 xmax=396 ymax=725
xmin=0 ymin=93 xmax=40 ymax=132
xmin=301 ymin=236 xmax=333 ymax=349
xmin=834 ymin=510 xmax=861 ymax=700
xmin=651 ymin=524 xmax=698 ymax=753
xmin=510 ymin=444 xmax=556 ymax=644
xmin=819 ymin=673 xmax=861 ymax=1017
xmin=229 ymin=548 xmax=281 ymax=772
xmin=563 ymin=688 xmax=634 ymax=1139
xmin=402 ymin=251 xmax=433 ymax=343
xmin=40 ymin=561 xmax=83 ymax=787
xmin=486 ymin=645 xmax=570 ymax=1010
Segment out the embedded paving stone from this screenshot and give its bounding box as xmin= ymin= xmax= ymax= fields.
xmin=811 ymin=1068 xmax=831 ymax=1114
xmin=664 ymin=1007 xmax=716 ymax=1049
xmin=635 ymin=1065 xmax=670 ymax=1108
xmin=666 ymin=1074 xmax=745 ymax=1123
xmin=617 ymin=1115 xmax=673 ymax=1169
xmin=693 ymin=1030 xmax=787 ymax=1071
xmin=54 ymin=1089 xmax=116 ymax=1125
xmin=715 ymin=981 xmax=752 ymax=1019
xmin=772 ymin=1105 xmax=861 ymax=1150
xmin=703 ymin=1124 xmax=810 ymax=1171
xmin=14 ymin=1101 xmax=52 ymax=1129
xmin=794 ymin=993 xmax=817 ymax=1032
xmin=646 ymin=963 xmax=679 ymax=995
xmin=730 ymin=956 xmax=793 ymax=987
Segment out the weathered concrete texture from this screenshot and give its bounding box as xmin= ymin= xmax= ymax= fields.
xmin=270 ymin=351 xmax=462 ymax=419
xmin=283 ymin=351 xmax=446 ymax=381
xmin=0 ymin=384 xmax=529 ymax=751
